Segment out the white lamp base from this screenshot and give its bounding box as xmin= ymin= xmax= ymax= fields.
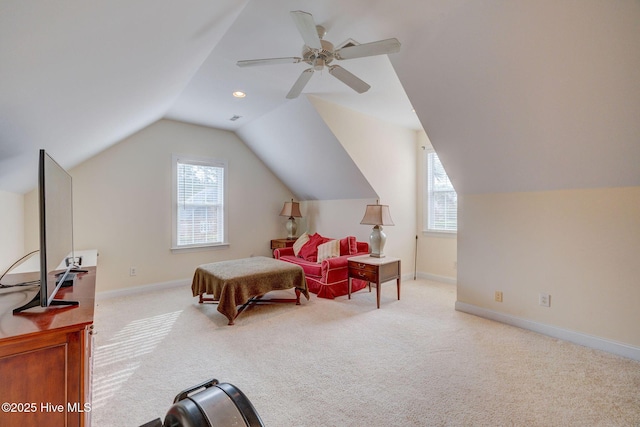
xmin=285 ymin=217 xmax=297 ymax=239
xmin=369 ymin=225 xmax=386 ymax=258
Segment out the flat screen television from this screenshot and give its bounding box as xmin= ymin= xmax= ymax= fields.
xmin=13 ymin=150 xmax=79 ymax=313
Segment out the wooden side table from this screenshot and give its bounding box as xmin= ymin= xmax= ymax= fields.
xmin=348 ymin=255 xmax=401 ymax=308
xmin=271 ymin=238 xmax=296 ymax=251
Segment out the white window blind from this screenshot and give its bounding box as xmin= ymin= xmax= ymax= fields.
xmin=174 ymin=156 xmax=226 ymax=248
xmin=426 ymin=151 xmax=457 ymax=232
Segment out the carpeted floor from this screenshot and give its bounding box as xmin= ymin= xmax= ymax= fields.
xmin=91 ymin=279 xmax=640 ymax=426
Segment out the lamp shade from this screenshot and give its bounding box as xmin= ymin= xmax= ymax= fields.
xmin=280 ymin=200 xmax=302 ymax=218
xmin=360 ymin=204 xmax=394 ymax=226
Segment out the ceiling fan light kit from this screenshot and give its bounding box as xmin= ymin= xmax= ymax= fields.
xmin=237 ymin=10 xmax=401 ymax=99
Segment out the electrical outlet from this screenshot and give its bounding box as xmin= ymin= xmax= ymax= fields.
xmin=495 ymin=291 xmax=503 ymax=302
xmin=539 ymin=293 xmax=550 ymax=307
xmin=129 ymin=267 xmax=137 ymax=277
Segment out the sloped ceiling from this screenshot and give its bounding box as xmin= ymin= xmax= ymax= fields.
xmin=0 ymin=1 xmax=638 ymax=198
xmin=236 ymin=97 xmax=376 ymax=201
xmin=390 ymin=1 xmax=640 ymax=194
xmin=0 ymin=0 xmax=249 ymax=194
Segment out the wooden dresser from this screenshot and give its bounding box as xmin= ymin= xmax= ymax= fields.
xmin=0 ymin=260 xmax=96 ymax=427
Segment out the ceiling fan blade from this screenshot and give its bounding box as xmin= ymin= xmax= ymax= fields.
xmin=328 ymin=65 xmax=371 ymax=94
xmin=335 ymin=38 xmax=401 ymax=60
xmin=286 ymin=68 xmax=314 ymax=99
xmin=237 ymin=57 xmax=302 ymax=67
xmin=290 ymin=10 xmax=322 ymax=50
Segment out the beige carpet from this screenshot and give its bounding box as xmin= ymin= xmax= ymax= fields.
xmin=91 ymin=279 xmax=640 ymax=426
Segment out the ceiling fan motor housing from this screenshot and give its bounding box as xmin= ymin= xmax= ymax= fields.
xmin=303 ymin=39 xmax=335 ymax=69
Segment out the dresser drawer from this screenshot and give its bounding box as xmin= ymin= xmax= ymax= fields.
xmin=348 ymin=261 xmax=378 ymax=273
xmin=348 ymin=266 xmax=378 ymax=282
xmin=271 ymin=239 xmax=296 ymax=250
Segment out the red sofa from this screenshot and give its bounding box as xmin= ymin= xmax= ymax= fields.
xmin=274 ymin=235 xmax=369 ymax=299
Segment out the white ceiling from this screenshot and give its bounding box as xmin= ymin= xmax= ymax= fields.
xmin=1 ymin=0 xmax=639 ymax=196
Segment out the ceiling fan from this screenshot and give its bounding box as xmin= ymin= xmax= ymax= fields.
xmin=236 ymin=10 xmax=401 ymax=99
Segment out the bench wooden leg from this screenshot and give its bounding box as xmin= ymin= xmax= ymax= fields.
xmin=199 ymin=293 xmax=217 ymax=303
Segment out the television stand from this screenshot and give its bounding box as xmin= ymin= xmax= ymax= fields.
xmin=12 ymin=273 xmax=80 ymax=313
xmin=12 ymin=292 xmax=40 ymax=314
xmin=1 ymin=264 xmax=96 ymax=427
xmin=12 ymin=291 xmax=79 ymax=314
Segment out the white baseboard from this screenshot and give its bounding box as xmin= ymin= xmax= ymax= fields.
xmin=416 ymin=272 xmax=457 ymax=285
xmin=96 ymin=278 xmax=190 ymax=301
xmin=455 ymin=301 xmax=640 ymax=362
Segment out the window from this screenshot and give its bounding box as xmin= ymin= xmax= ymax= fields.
xmin=172 ymin=155 xmax=227 ymax=249
xmin=425 ymin=151 xmax=457 ymax=233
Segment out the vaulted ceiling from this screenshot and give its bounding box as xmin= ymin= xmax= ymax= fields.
xmin=1 ymin=1 xmax=638 ymax=196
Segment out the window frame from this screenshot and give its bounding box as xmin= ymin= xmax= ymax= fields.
xmin=423 ymin=149 xmax=457 ymax=236
xmin=171 ymin=154 xmax=229 ymax=252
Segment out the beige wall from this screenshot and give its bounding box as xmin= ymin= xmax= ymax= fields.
xmin=417 ymin=233 xmax=457 ymax=281
xmin=458 ymin=186 xmax=640 ymax=347
xmin=24 ymin=190 xmax=38 ymax=252
xmin=0 ymin=190 xmax=24 ymax=272
xmin=309 ymin=97 xmax=417 ymax=274
xmin=12 ymin=108 xmax=447 ymax=292
xmin=43 ymin=119 xmax=294 ymax=293
xmin=298 ymin=199 xmax=374 ymax=243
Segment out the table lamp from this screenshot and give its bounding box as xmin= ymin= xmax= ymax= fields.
xmin=360 ymin=202 xmax=394 ymax=258
xmin=280 ymin=199 xmax=302 ymax=239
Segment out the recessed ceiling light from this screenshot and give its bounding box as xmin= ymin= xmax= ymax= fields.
xmin=232 ymin=91 xmax=246 ymax=98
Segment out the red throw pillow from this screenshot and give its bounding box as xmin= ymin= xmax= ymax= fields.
xmin=339 ymin=236 xmax=358 ymax=255
xmin=299 ymin=233 xmax=333 ymax=262
xmin=298 ymin=233 xmax=326 ymax=262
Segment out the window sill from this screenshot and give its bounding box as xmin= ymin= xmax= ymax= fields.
xmin=171 ymin=242 xmax=230 ymax=254
xmin=422 ymin=230 xmax=457 ymax=239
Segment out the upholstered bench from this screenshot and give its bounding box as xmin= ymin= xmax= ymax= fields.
xmin=191 ymin=256 xmax=309 ymax=325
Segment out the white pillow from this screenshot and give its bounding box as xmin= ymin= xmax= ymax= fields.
xmin=316 ymin=239 xmax=340 ymax=263
xmin=292 ymin=232 xmax=310 ymax=257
